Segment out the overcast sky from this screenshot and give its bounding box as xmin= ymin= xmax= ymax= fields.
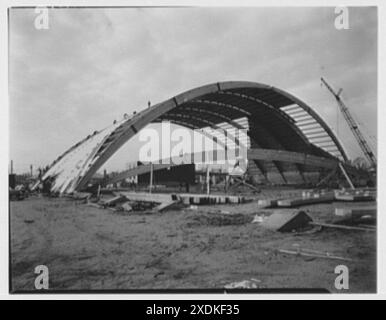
xmin=9 ymin=7 xmax=377 ymax=173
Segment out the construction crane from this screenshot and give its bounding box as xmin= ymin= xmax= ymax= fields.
xmin=321 ymin=77 xmax=377 ymax=169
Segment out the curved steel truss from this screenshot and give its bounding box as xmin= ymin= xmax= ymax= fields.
xmin=38 ymin=81 xmax=348 ymax=194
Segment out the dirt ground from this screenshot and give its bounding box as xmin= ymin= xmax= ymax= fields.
xmin=9 ymin=189 xmax=376 ymax=293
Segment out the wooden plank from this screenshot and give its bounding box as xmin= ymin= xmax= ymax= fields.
xmin=310 ymin=222 xmax=375 ymax=232
xmin=278 ymin=249 xmax=353 ymax=262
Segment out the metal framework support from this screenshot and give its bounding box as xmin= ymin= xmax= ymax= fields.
xmin=218 ymin=90 xmax=310 ymax=147
xmin=316 ymin=165 xmax=338 ymax=187
xmin=176 ymin=106 xmax=246 ymax=129
xmin=273 ymin=161 xmax=288 ymax=184
xmin=248 ymin=121 xmax=305 ymax=183
xmin=231 ymin=176 xmax=261 ymax=193
xmin=252 ymin=159 xmax=269 ymax=183
xmin=192 ymin=99 xmax=251 ymax=117
xmin=338 ymin=162 xmax=355 ymax=189
xmin=248 ymin=126 xmax=289 ymax=184
xmin=296 ymin=163 xmax=307 ymax=183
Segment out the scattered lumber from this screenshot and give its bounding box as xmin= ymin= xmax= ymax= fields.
xmin=310 ymin=221 xmax=375 ymax=232
xmin=358 ymin=224 xmax=376 ymax=229
xmin=278 ymin=248 xmax=352 ymax=262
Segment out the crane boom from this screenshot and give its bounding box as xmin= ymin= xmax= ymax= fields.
xmin=321 ymin=77 xmax=377 ymax=168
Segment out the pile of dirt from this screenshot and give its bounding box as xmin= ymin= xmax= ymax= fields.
xmin=187 ymin=212 xmax=254 ymax=227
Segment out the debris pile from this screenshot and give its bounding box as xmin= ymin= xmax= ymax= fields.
xmin=224 ymin=278 xmax=261 ymax=289
xmin=188 ymin=212 xmax=254 ymax=227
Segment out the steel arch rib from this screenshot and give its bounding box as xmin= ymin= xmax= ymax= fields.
xmin=270 ymin=86 xmax=348 ymax=161
xmin=68 ymin=81 xmax=347 ymax=191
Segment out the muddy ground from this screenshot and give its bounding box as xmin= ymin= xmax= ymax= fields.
xmin=9 ymin=189 xmax=376 ymax=293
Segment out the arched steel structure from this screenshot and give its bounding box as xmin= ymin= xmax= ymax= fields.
xmin=39 ymin=81 xmax=348 ymax=194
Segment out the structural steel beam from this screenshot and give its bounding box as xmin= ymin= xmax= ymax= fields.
xmin=247 ymin=148 xmax=338 ymax=168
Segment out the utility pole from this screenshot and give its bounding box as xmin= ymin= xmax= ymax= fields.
xmin=206 ymin=166 xmax=210 ymax=195
xmin=149 ymin=162 xmax=153 ymax=193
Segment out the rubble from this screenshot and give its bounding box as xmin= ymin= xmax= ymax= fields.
xmin=224 ymin=278 xmax=261 ymax=289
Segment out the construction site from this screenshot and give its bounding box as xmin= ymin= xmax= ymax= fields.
xmin=9 ymin=79 xmax=377 ymax=293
